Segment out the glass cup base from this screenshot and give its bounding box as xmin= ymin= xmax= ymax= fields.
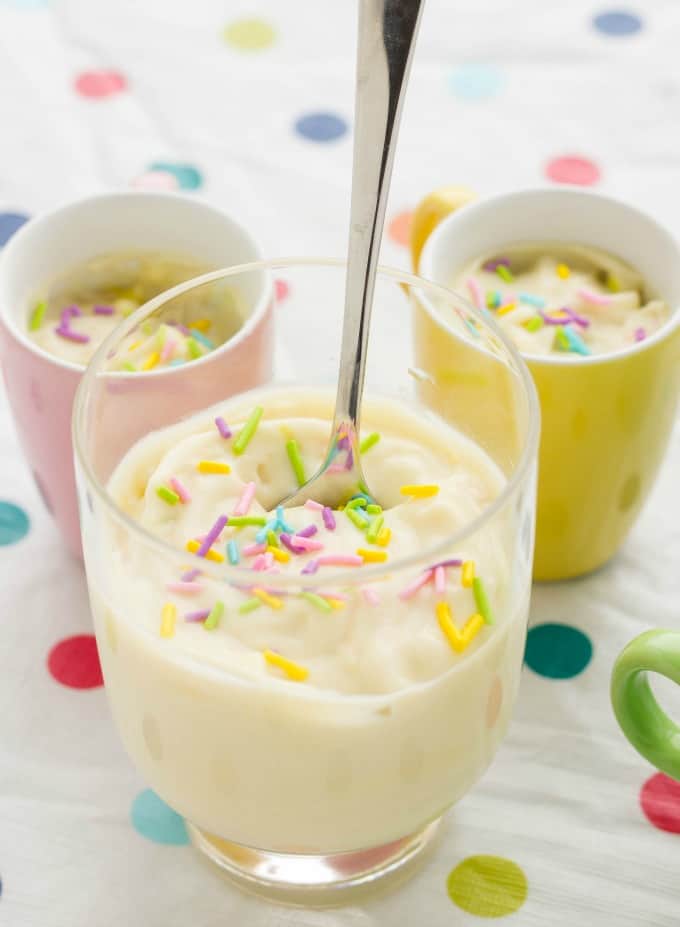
xmin=186 ymin=817 xmax=442 ymax=906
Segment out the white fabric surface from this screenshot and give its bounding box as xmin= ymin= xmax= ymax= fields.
xmin=1 ymin=0 xmax=680 ymax=924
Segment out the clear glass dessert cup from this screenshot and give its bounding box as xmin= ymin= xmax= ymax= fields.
xmin=73 ymin=259 xmax=539 ymax=903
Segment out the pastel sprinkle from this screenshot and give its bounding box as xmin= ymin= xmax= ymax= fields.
xmin=233 ymin=406 xmax=263 ymax=455
xmin=429 ymin=558 xmax=463 ymax=570
xmin=286 ymin=439 xmax=306 ymax=486
xmin=290 ymin=535 xmax=324 ymax=552
xmin=253 ymin=588 xmax=284 ymax=609
xmin=61 ymin=305 xmax=82 ymax=323
xmin=275 ymin=506 xmax=295 ymax=534
xmin=362 ymin=587 xmax=381 ymax=606
xmin=160 ymin=337 xmax=177 ymax=363
xmin=324 ymin=597 xmax=346 ymax=610
xmin=204 ymin=600 xmax=224 ymax=631
xmin=181 ymin=568 xmax=202 ymax=582
xmin=215 ymin=416 xmax=232 ymax=439
xmin=466 ymin=276 xmax=484 ymax=310
xmin=359 ymin=432 xmax=380 ymax=454
xmin=462 ymin=560 xmax=475 ymax=587
xmin=322 ymin=507 xmax=336 ymax=530
xmin=496 ymin=301 xmax=517 ymax=317
xmin=128 ymin=340 xmax=141 ymax=352
xmin=301 ymin=559 xmax=320 ymax=575
xmin=376 ymin=527 xmax=391 ymax=546
xmin=29 ymin=301 xmax=47 ymax=331
xmin=634 ymin=327 xmax=646 ymax=342
xmin=524 ymin=316 xmax=544 ymax=333
xmin=519 ymin=292 xmax=546 ymax=309
xmin=346 ymin=508 xmax=369 ymax=530
xmin=169 ymin=477 xmax=191 ymax=503
xmin=266 ymin=530 xmax=279 ymax=548
xmin=191 ymin=318 xmax=211 ymax=333
xmin=434 ymin=565 xmax=446 ymax=593
xmin=577 ymin=287 xmax=611 ymax=306
xmin=190 ymin=329 xmax=215 ymax=349
xmin=482 ymin=257 xmax=510 ymax=272
xmin=472 ymin=576 xmax=494 ymax=625
xmin=197 ymin=515 xmax=228 ymax=558
xmin=55 ymin=326 xmax=90 ymax=344
xmin=142 ymin=351 xmax=160 ymax=371
xmin=160 ymin=603 xmax=177 ymax=639
xmin=316 ymin=554 xmax=363 ymax=567
xmin=166 ymin=581 xmax=202 ymax=596
xmin=496 ymin=264 xmax=513 ymax=283
xmin=366 ymin=513 xmax=384 ymax=543
xmin=305 ymin=500 xmax=324 ymax=512
xmin=301 ymin=592 xmax=333 ymax=612
xmin=400 ymin=484 xmax=439 ymax=498
xmin=263 ymin=650 xmax=309 ymax=682
xmin=156 ymin=485 xmax=179 ymax=505
xmin=366 ymin=504 xmax=382 ymax=515
xmin=297 ymin=524 xmax=318 ymax=538
xmin=186 ymin=539 xmax=224 ymax=563
xmin=184 ymin=608 xmax=210 ymax=623
xmin=399 ymin=571 xmax=432 ymax=600
xmin=554 ymin=328 xmax=571 ymax=351
xmin=563 ymin=326 xmax=591 ymax=356
xmin=486 ymin=290 xmax=501 ymax=309
xmin=186 ymin=337 xmax=203 ymax=359
xmin=243 ymin=542 xmax=267 ymax=556
xmin=122 ymin=361 xmax=136 ymax=372
xmin=239 ymin=598 xmax=262 ymax=614
xmin=436 ymin=602 xmax=483 ymax=654
xmin=357 ymin=548 xmax=388 ymax=563
xmin=267 ymin=545 xmax=290 ymax=563
xmin=280 ymin=533 xmax=305 ymax=554
xmin=197 ymin=460 xmax=231 ymax=475
xmin=233 ymin=481 xmax=256 ymax=516
xmin=556 ymin=263 xmax=571 ymax=279
xmin=93 ymin=304 xmax=115 ymax=315
xmin=227 ymin=539 xmax=240 ymax=565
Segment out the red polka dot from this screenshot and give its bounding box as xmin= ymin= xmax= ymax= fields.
xmin=640 ymin=772 xmax=680 ymax=834
xmin=47 ymin=635 xmax=103 ymax=689
xmin=131 ymin=170 xmax=178 ymax=191
xmin=545 ymin=155 xmax=601 ymax=186
xmin=388 ymin=210 xmax=413 ymax=247
xmin=275 ymin=278 xmax=290 ymax=302
xmin=74 ymin=70 xmax=127 ymax=99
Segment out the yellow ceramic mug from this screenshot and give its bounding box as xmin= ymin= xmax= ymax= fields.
xmin=412 ymin=187 xmax=680 ymax=581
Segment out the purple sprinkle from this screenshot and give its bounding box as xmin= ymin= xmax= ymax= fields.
xmin=482 ymin=257 xmax=510 ymax=272
xmin=197 ymin=515 xmax=228 ymax=558
xmin=634 ymin=327 xmax=646 ymax=342
xmin=175 ymin=323 xmax=191 ymax=336
xmin=337 ymin=435 xmax=350 ymax=451
xmin=280 ymin=533 xmax=305 ymax=554
xmin=322 ymin=507 xmax=336 ymax=530
xmin=301 ymin=559 xmax=320 ymax=575
xmin=63 ymin=304 xmax=82 ymax=320
xmin=429 ymin=558 xmax=464 ymax=570
xmin=345 ymin=448 xmax=354 ymax=470
xmin=93 ymin=304 xmax=115 ymax=316
xmin=181 ymin=568 xmax=202 ymax=582
xmin=55 ymin=325 xmax=90 ymax=344
xmin=297 ymin=524 xmax=318 ymax=538
xmin=184 ymin=608 xmax=210 ymax=623
xmin=215 ymin=416 xmax=232 ymax=439
xmin=562 ymin=307 xmax=590 ymax=329
xmin=539 ymin=310 xmax=568 ymax=327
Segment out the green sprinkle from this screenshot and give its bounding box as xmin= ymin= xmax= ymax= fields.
xmin=553 ymin=328 xmax=570 ymax=351
xmin=366 ymin=504 xmax=382 ymax=515
xmin=29 ymin=301 xmax=47 ymax=331
xmin=190 ymin=328 xmax=215 ymax=350
xmin=524 ymin=316 xmax=544 ymax=333
xmin=233 ymin=406 xmax=263 ymax=455
xmin=346 ymin=508 xmax=368 ymax=531
xmin=358 ymin=479 xmax=371 ymax=496
xmin=301 ymin=592 xmax=333 ymax=612
xmin=359 ymin=432 xmax=380 ymax=454
xmin=227 ymin=539 xmax=239 ymax=565
xmin=496 ymin=264 xmax=513 ymax=283
xmin=204 ymin=600 xmax=224 ymax=631
xmin=366 ymin=513 xmax=384 ymax=543
xmin=486 ymin=290 xmax=501 ymax=309
xmin=186 ymin=337 xmax=203 ymax=360
xmin=346 ymin=496 xmax=367 ymax=510
xmin=239 ymin=597 xmax=262 ymax=614
xmin=285 ymin=438 xmax=306 ymax=486
xmin=122 ymin=361 xmax=137 ymax=372
xmin=228 ymin=516 xmax=267 ymax=527
xmin=472 ymin=577 xmax=494 ymax=625
xmin=156 ymin=485 xmax=179 ymax=505
xmin=267 ymin=530 xmax=279 ymax=548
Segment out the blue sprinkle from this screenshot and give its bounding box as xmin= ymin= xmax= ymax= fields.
xmin=227 ymin=539 xmax=240 ymax=565
xmin=189 ymin=329 xmax=215 ymax=350
xmin=275 ymin=505 xmax=295 ymax=534
xmin=169 ymin=358 xmax=185 ymax=366
xmin=255 ymin=519 xmax=279 ymax=544
xmin=519 ymin=292 xmax=546 ymax=309
xmin=564 ymin=326 xmax=591 ymax=355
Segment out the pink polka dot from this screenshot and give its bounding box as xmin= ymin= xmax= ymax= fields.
xmin=275 ymin=278 xmax=290 ymax=302
xmin=131 ymin=170 xmax=179 ymax=191
xmin=545 ymin=155 xmax=601 ymax=186
xmin=74 ymin=70 xmax=127 ymax=99
xmin=640 ymin=773 xmax=680 ymax=834
xmin=388 ymin=210 xmax=413 ymax=247
xmin=47 ymin=634 xmax=103 ymax=689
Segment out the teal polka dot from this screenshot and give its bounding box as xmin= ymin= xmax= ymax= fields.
xmin=130 ymin=789 xmax=189 ymax=845
xmin=148 ymin=162 xmax=203 ymax=190
xmin=449 ymin=63 xmax=503 ymax=101
xmin=0 ymin=501 xmax=29 ymax=545
xmin=525 ymin=623 xmax=593 ymax=679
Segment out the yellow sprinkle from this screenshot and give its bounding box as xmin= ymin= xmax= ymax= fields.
xmin=376 ymin=527 xmax=391 ymax=547
xmin=463 ymin=613 xmax=485 ymax=643
xmin=186 ymin=539 xmax=224 ymax=562
xmin=128 ymin=340 xmax=141 ymax=353
xmin=399 ymin=484 xmax=439 ymax=498
xmin=556 ymin=263 xmax=570 ymax=279
xmin=263 ymin=649 xmax=309 ymax=682
xmin=197 ymin=460 xmax=231 ymax=474
xmin=606 ymin=273 xmax=621 ymax=293
xmin=191 ymin=318 xmax=212 ymax=333
xmin=462 ymin=560 xmax=476 ymax=587
xmin=325 ymin=597 xmax=346 ymax=610
xmin=253 ymin=587 xmax=284 ymax=610
xmin=141 ymin=351 xmax=160 ymax=371
xmin=160 ymin=603 xmax=177 ymax=639
xmin=267 ymin=545 xmax=291 ymax=563
xmin=496 ymin=302 xmax=517 ymax=317
xmin=357 ymin=548 xmax=388 ymax=563
xmin=436 ymin=601 xmax=466 ymax=653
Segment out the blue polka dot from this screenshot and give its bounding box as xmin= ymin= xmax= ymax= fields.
xmin=148 ymin=162 xmax=203 ymax=190
xmin=130 ymin=789 xmax=189 ymax=845
xmin=525 ymin=623 xmax=593 ymax=679
xmin=0 ymin=212 xmax=29 ymax=247
xmin=449 ymin=64 xmax=503 ymax=101
xmin=294 ymin=112 xmax=348 ymax=143
xmin=0 ymin=502 xmax=29 ymax=545
xmin=593 ymin=10 xmax=643 ymax=36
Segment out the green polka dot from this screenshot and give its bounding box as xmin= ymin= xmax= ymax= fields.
xmin=148 ymin=162 xmax=202 ymax=191
xmin=0 ymin=501 xmax=29 ymax=545
xmin=525 ymin=623 xmax=593 ymax=679
xmin=447 ymin=855 xmax=528 ymax=918
xmin=223 ymin=18 xmax=276 ymax=51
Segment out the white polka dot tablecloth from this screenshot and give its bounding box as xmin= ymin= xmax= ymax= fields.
xmin=1 ymin=0 xmax=680 ymax=923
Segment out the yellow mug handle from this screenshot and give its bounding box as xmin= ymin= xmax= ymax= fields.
xmin=410 ymin=186 xmax=477 ymax=273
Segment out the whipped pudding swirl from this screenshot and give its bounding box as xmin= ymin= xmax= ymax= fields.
xmin=453 ymin=243 xmax=670 ymax=357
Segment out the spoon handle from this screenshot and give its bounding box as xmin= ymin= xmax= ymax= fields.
xmin=335 ymin=0 xmax=426 ymax=429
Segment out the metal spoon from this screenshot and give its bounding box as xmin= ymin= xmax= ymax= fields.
xmin=281 ymin=0 xmax=425 ymax=509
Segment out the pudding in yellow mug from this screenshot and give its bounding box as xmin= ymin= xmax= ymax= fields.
xmin=411 ymin=187 xmax=680 ymax=580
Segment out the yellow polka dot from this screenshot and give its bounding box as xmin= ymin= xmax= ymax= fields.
xmin=447 ymin=855 xmax=528 ymax=917
xmin=223 ymin=18 xmax=276 ymax=51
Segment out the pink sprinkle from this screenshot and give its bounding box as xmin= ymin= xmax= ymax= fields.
xmin=197 ymin=515 xmax=228 ymax=558
xmin=322 ymin=507 xmax=336 ymax=530
xmin=263 ymin=552 xmax=275 ymax=568
xmin=316 ymin=554 xmax=363 ymax=567
xmin=634 ymin=327 xmax=646 ymax=342
xmin=577 ymin=288 xmax=611 ymax=307
xmin=181 ymin=568 xmax=201 ymax=582
xmin=160 ymin=337 xmax=177 ymax=363
xmin=429 ymin=558 xmax=463 ymax=570
xmin=483 ymin=257 xmax=510 ymax=272
xmin=305 ymin=500 xmax=324 ymax=512
xmin=362 ymin=587 xmax=380 ymax=606
xmin=290 ymin=536 xmax=324 ymax=552
xmin=166 ymin=581 xmax=203 ymax=596
xmin=399 ymin=570 xmax=433 ymax=601
xmin=466 ymin=277 xmax=484 ymax=310
xmin=323 ymin=591 xmax=349 ymax=602
xmin=434 ymin=565 xmax=446 ymax=594
xmin=301 ymin=559 xmax=319 ymax=575
xmin=243 ymin=542 xmax=267 ymax=557
xmin=327 ymin=463 xmax=346 ymax=474
xmin=169 ymin=477 xmax=191 ymax=504
xmin=280 ymin=533 xmax=305 ymax=554
xmin=184 ymin=608 xmax=210 ymax=623
xmin=93 ymin=304 xmax=115 ymax=315
xmin=252 ymin=554 xmax=268 ymax=571
xmin=60 ymin=305 xmax=82 ymax=324
xmin=215 ymin=416 xmax=232 ymax=439
xmin=233 ymin=481 xmax=256 ymax=516
xmin=562 ymin=307 xmax=590 ymax=328
xmin=174 ymin=322 xmax=191 ymax=336
xmin=297 ymin=524 xmax=318 ymax=538
xmin=55 ymin=326 xmax=90 ymax=344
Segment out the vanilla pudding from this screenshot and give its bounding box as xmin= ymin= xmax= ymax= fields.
xmin=453 ymin=243 xmax=669 ymax=357
xmin=86 ymin=388 xmax=529 ymax=852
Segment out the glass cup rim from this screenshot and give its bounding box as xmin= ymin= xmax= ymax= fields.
xmin=72 ymin=256 xmax=541 ymax=589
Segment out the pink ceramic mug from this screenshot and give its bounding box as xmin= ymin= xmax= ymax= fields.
xmin=0 ymin=192 xmax=273 ymax=558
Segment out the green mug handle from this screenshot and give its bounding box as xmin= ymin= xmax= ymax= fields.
xmin=611 ymin=629 xmax=680 ymax=781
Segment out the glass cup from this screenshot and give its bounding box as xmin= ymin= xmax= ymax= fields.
xmin=73 ymin=259 xmax=539 ymax=902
